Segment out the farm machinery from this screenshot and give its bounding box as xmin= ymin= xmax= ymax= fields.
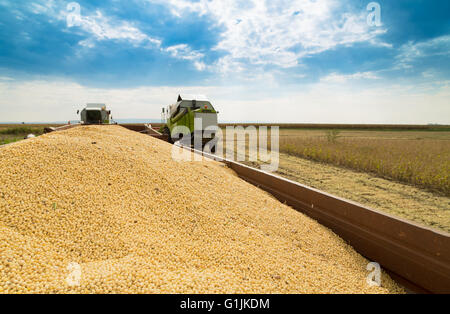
xmin=161 ymin=94 xmax=219 ymax=151
xmin=77 ymin=103 xmax=112 ymax=125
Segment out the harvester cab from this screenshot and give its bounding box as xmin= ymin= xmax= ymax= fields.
xmin=77 ymin=103 xmax=112 ymax=125
xmin=161 ymin=94 xmax=218 ymax=150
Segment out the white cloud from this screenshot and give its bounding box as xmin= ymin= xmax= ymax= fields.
xmin=0 ymin=76 xmax=14 ymax=81
xmin=30 ymin=2 xmax=51 ymax=14
xmin=1 ymin=78 xmax=449 ymax=124
xmin=193 ymin=61 xmax=206 ymax=71
xmin=71 ymin=10 xmax=162 ymax=47
xmin=24 ymin=0 xmax=391 ymax=75
xmin=166 ymin=44 xmax=203 ymax=60
xmin=155 ymin=0 xmax=389 ymax=72
xmin=396 ymin=35 xmax=450 ymax=69
xmin=63 ymin=7 xmax=209 ymax=70
xmin=24 ymin=1 xmax=162 ymax=48
xmin=23 ymin=1 xmax=207 ymax=68
xmin=0 ymin=80 xmax=218 ymax=122
xmin=164 ymin=44 xmax=207 ymax=70
xmin=321 ymin=71 xmax=380 ymax=83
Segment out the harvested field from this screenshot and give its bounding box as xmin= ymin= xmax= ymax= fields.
xmin=278 ymin=129 xmax=450 ymax=196
xmin=222 ymin=128 xmax=450 ymax=195
xmin=275 ymin=153 xmax=450 ymax=233
xmin=0 ymin=125 xmax=403 ymax=293
xmin=221 ymin=128 xmax=450 ymax=232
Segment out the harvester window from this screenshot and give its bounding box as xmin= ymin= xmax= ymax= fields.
xmin=87 ymin=110 xmax=102 ymax=123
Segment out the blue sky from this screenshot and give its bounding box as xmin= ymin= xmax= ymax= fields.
xmin=0 ymin=0 xmax=449 ymax=123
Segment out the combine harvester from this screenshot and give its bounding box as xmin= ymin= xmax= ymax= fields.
xmin=12 ymin=96 xmax=450 ymax=294
xmin=114 ymin=95 xmax=219 ymax=151
xmin=160 ymin=94 xmax=218 ymax=151
xmin=77 ymin=103 xmax=113 ymax=125
xmin=43 ymin=103 xmax=115 ymax=133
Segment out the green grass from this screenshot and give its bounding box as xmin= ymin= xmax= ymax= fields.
xmin=0 ymin=126 xmax=47 ymax=146
xmin=0 ymin=138 xmax=21 ymax=146
xmin=0 ymin=127 xmax=44 ymax=136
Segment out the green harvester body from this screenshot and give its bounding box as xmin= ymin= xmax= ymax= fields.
xmin=162 ymin=95 xmax=218 ymax=146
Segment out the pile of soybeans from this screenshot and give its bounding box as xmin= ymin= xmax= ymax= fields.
xmin=0 ymin=125 xmax=404 ymax=294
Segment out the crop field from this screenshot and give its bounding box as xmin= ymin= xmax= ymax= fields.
xmin=278 ymin=129 xmax=450 ymax=196
xmin=221 ymin=127 xmax=450 ymax=232
xmin=222 ymin=127 xmax=450 ymax=196
xmin=0 ymin=125 xmax=60 ymax=146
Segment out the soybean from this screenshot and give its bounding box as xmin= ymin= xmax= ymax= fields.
xmin=0 ymin=126 xmax=404 ymax=294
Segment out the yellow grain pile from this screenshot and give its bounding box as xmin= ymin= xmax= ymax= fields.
xmin=0 ymin=125 xmax=403 ymax=294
